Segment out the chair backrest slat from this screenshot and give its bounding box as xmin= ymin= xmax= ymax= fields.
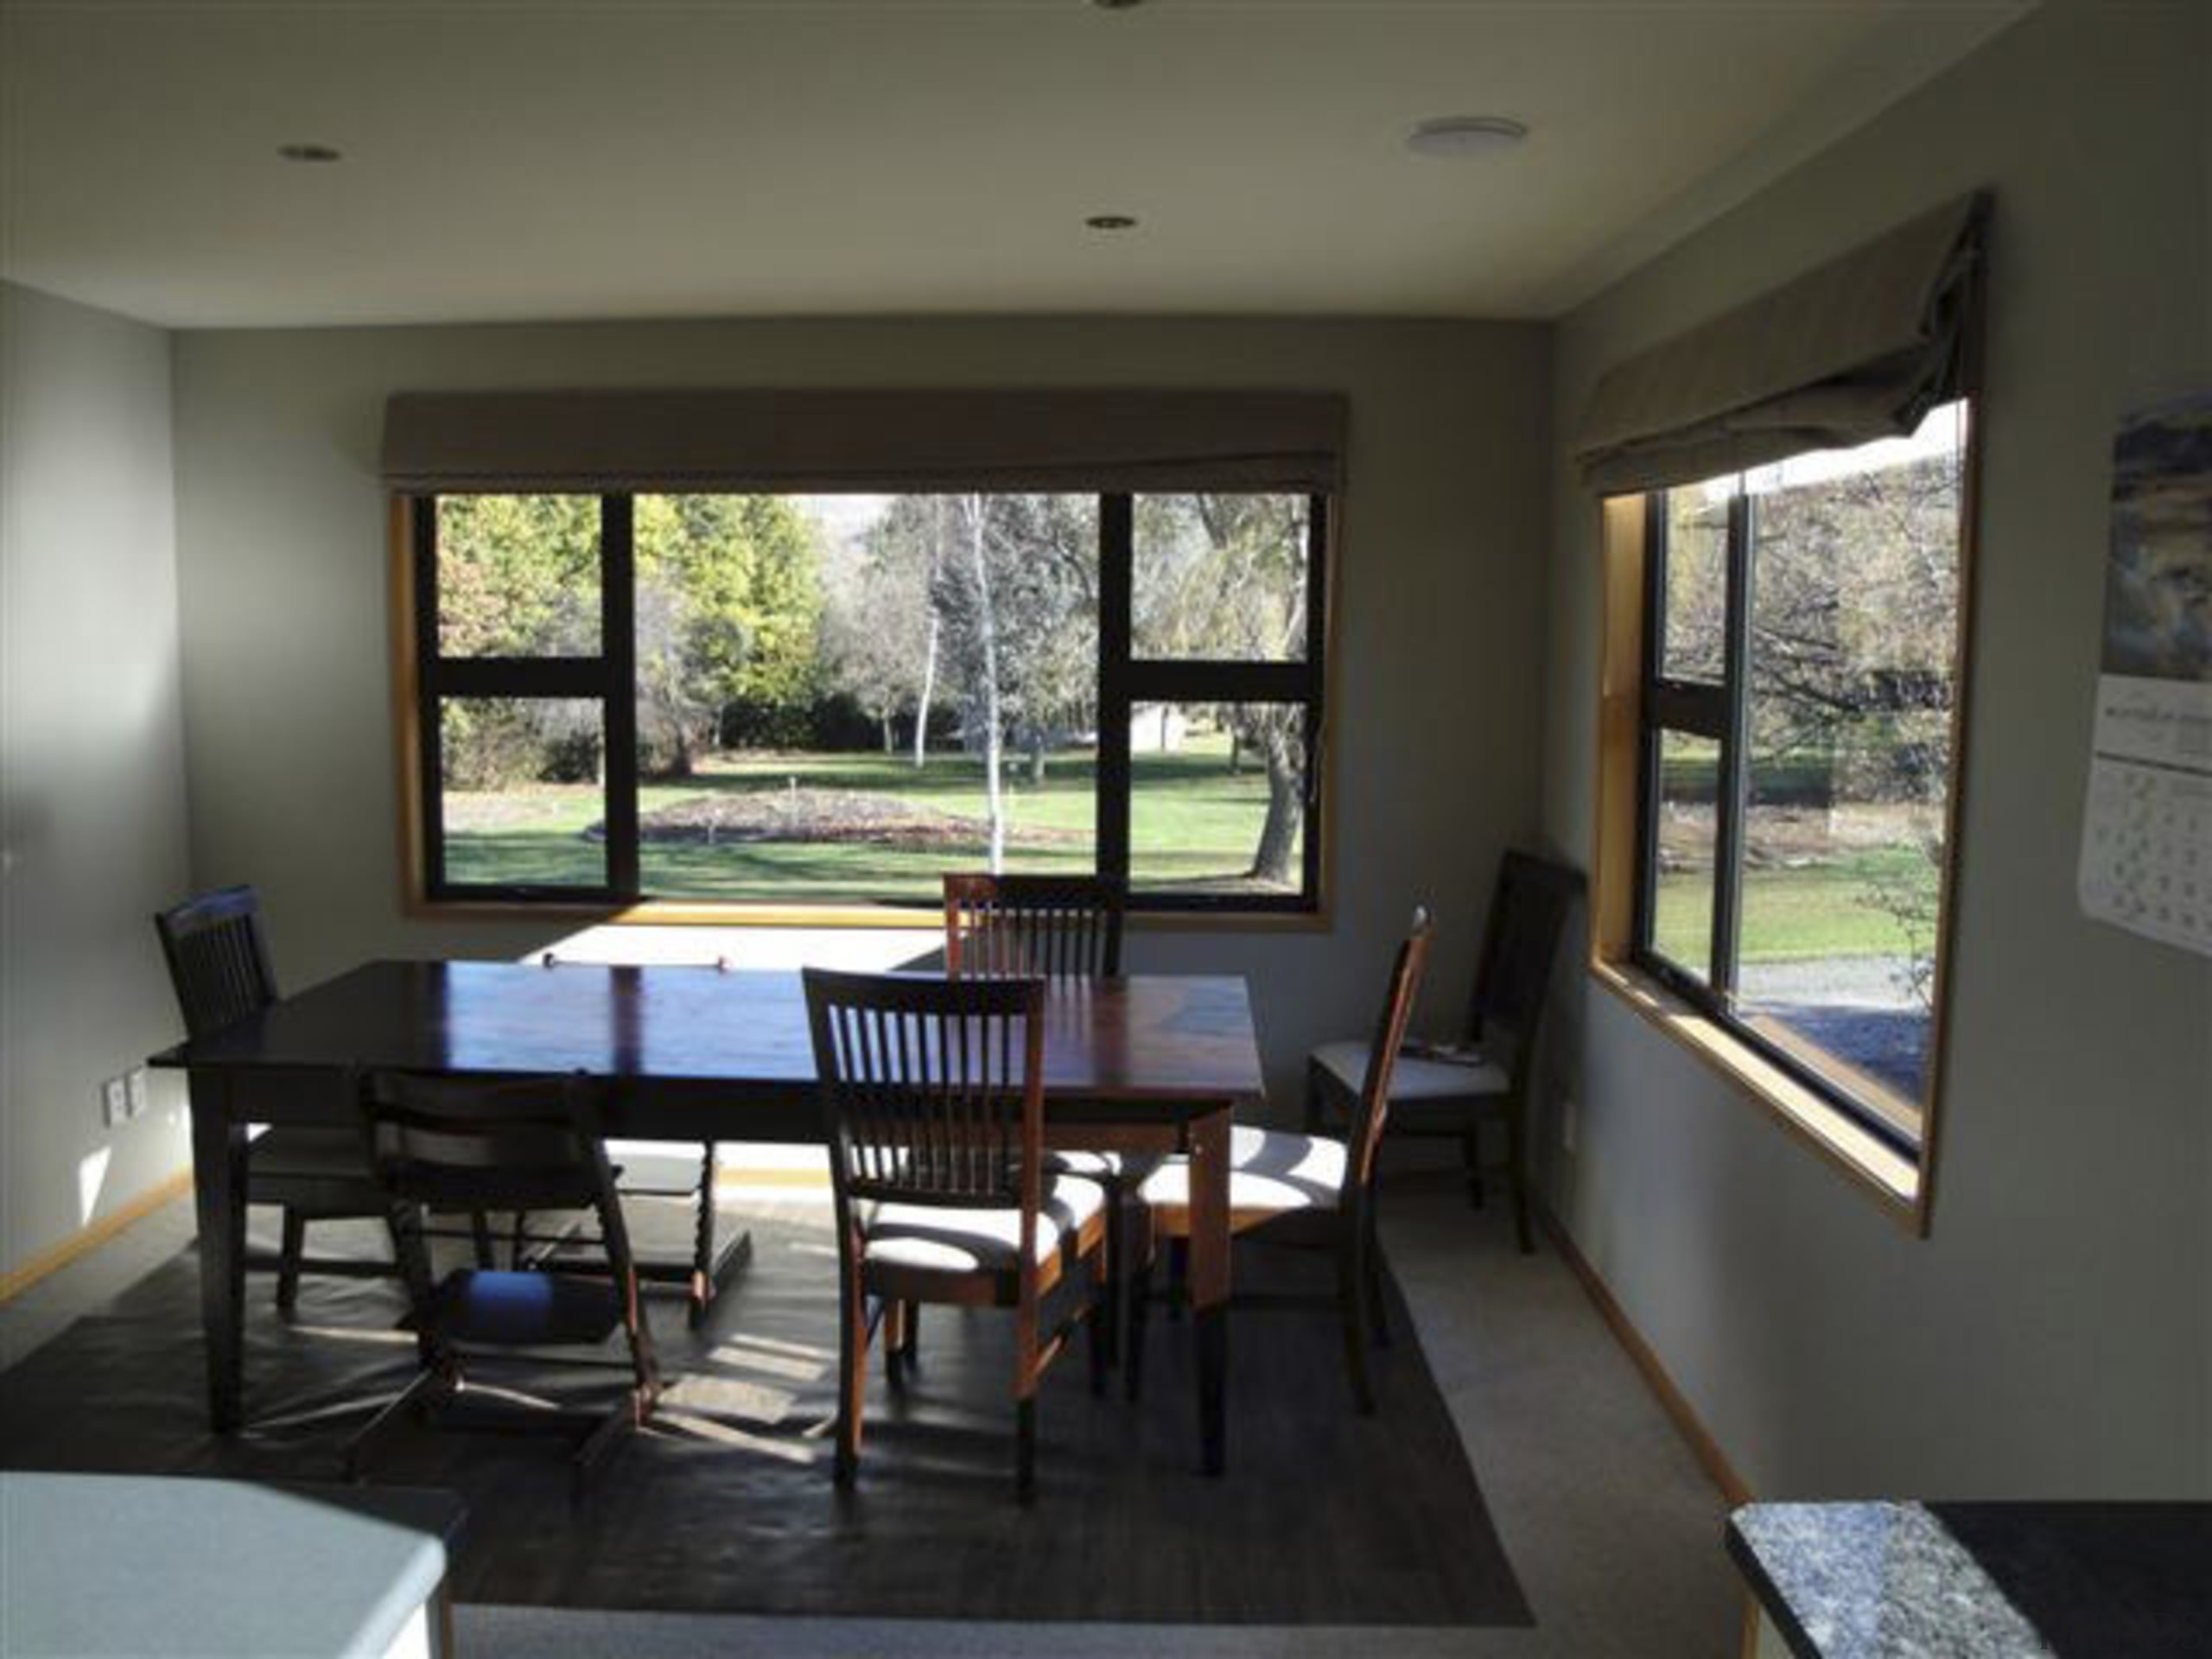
xmin=154 ymin=886 xmax=279 ymax=1039
xmin=359 ymin=1071 xmax=612 ymax=1216
xmin=804 ymin=969 xmax=1045 ymax=1215
xmin=1466 ymin=852 xmax=1585 ymax=1085
xmin=944 ymin=873 xmax=1125 ymax=982
xmin=1344 ymin=908 xmax=1437 ymax=1197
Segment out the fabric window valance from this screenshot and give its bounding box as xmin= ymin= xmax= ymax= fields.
xmin=382 ymin=388 xmax=1347 ymax=496
xmin=1573 ymin=193 xmax=1986 ymax=495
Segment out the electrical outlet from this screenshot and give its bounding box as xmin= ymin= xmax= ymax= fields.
xmin=100 ymin=1077 xmax=129 ymax=1129
xmin=1560 ymin=1095 xmax=1580 ymax=1155
xmin=126 ymin=1067 xmax=150 ymax=1120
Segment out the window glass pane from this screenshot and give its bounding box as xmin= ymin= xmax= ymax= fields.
xmin=435 ymin=494 xmax=601 ymax=658
xmin=1132 ymin=493 xmax=1309 ymax=661
xmin=1651 ymin=729 xmax=1718 ymax=979
xmin=438 ymin=696 xmax=607 ymax=887
xmin=1658 ymin=481 xmax=1732 ymax=683
xmin=1732 ymin=401 xmax=1967 ymax=1114
xmin=1130 ymin=702 xmax=1308 ymax=896
xmin=632 ymin=493 xmax=1098 ymax=902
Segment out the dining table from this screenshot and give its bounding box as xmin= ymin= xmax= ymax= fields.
xmin=151 ymin=957 xmax=1265 ymax=1474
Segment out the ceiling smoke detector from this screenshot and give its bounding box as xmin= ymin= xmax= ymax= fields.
xmin=1404 ymin=116 xmax=1529 ymax=159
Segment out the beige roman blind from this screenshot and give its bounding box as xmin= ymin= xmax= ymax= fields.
xmin=381 ymin=389 xmax=1347 ymax=495
xmin=1573 ymin=193 xmax=1986 ymax=495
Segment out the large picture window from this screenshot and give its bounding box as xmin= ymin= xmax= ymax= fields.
xmin=1630 ymin=401 xmax=1970 ymax=1147
xmin=407 ymin=489 xmax=1328 ymax=913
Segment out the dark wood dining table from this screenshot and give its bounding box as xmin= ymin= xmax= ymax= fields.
xmin=152 ymin=958 xmax=1265 ymax=1473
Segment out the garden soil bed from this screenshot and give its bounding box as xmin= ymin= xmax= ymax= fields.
xmin=590 ymin=787 xmax=1085 ymax=850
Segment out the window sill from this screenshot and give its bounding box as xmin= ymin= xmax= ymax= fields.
xmin=1587 ymin=958 xmax=1925 ymax=1232
xmin=404 ymin=896 xmax=1332 ymax=932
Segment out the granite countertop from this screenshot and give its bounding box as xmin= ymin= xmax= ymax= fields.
xmin=1728 ymin=1500 xmax=2212 ymax=1659
xmin=0 ymin=1474 xmax=467 ymax=1658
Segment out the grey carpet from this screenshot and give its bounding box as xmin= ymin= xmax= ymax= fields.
xmin=0 ymin=1197 xmax=1529 ymax=1628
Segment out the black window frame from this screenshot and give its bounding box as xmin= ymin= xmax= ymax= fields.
xmin=1631 ymin=437 xmax=1963 ymax=1160
xmin=410 ymin=489 xmax=1330 ymax=915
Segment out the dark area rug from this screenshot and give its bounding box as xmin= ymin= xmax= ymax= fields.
xmin=0 ymin=1201 xmax=1529 ymax=1626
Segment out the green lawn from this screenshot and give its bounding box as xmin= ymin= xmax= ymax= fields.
xmin=1652 ymin=846 xmax=1936 ymax=968
xmin=443 ymin=733 xmax=1300 ymax=901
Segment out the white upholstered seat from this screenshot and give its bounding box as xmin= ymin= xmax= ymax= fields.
xmin=1137 ymin=1125 xmax=1346 ymax=1224
xmin=1042 ymin=1147 xmax=1124 ymax=1179
xmin=1310 ymin=1039 xmax=1507 ymax=1102
xmin=863 ymin=1174 xmax=1107 ymax=1275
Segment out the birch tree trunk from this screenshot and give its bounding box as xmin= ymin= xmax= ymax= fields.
xmin=963 ymin=493 xmax=1007 ymax=873
xmin=912 ymin=610 xmax=940 ymax=770
xmin=911 ymin=505 xmax=946 ymax=770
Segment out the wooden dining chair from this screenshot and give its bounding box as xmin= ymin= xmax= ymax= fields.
xmin=943 ymin=871 xmax=1126 ymax=980
xmin=803 ymin=967 xmax=1110 ymax=1499
xmin=154 ymin=886 xmax=491 ymax=1309
xmin=345 ymin=1070 xmax=660 ymax=1491
xmin=529 ymin=950 xmax=735 ymax=1329
xmin=1129 ymin=908 xmax=1433 ymax=1415
xmin=1305 ymin=851 xmax=1581 ymax=1252
xmin=942 ymin=870 xmax=1138 ymax=1361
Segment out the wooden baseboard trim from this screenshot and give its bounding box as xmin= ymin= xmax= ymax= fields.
xmin=0 ymin=1167 xmax=193 ymax=1305
xmin=1538 ymin=1201 xmax=1753 ymax=1508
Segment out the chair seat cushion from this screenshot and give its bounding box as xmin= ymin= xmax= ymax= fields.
xmin=1137 ymin=1125 xmax=1345 ymax=1222
xmin=1042 ymin=1147 xmax=1124 ymax=1179
xmin=247 ymin=1125 xmax=377 ymax=1182
xmin=863 ymin=1175 xmax=1106 ymax=1275
xmin=602 ymin=1139 xmax=706 ymax=1195
xmin=423 ymin=1268 xmax=623 ymax=1347
xmin=1311 ymin=1039 xmax=1508 ymax=1102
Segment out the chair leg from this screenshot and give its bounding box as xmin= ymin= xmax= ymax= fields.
xmin=1015 ymin=1396 xmax=1037 ymax=1501
xmin=883 ymin=1300 xmax=907 ymax=1389
xmin=688 ymin=1142 xmax=717 ymax=1329
xmin=1087 ymin=1273 xmax=1109 ymax=1398
xmin=1463 ymin=1130 xmax=1486 ymax=1210
xmin=835 ymin=1260 xmax=867 ymax=1487
xmin=1338 ymin=1236 xmax=1377 ymax=1416
xmin=1166 ymin=1237 xmax=1187 ymax=1322
xmin=572 ymin=1399 xmax=640 ymax=1496
xmin=1364 ymin=1207 xmax=1390 ymax=1349
xmin=1303 ymin=1060 xmax=1326 ymax=1132
xmin=1124 ymin=1251 xmax=1154 ymax=1403
xmin=469 ymin=1210 xmax=496 ymax=1269
xmin=344 ymin=1367 xmax=448 ymax=1482
xmin=276 ymin=1210 xmax=307 ymax=1313
xmin=1096 ymin=1181 xmax=1122 ymax=1369
xmin=1507 ymin=1106 xmax=1534 ymax=1254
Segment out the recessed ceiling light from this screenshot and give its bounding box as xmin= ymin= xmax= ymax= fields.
xmin=276 ymin=143 xmax=343 ymax=163
xmin=1090 ymin=0 xmax=1145 ymax=10
xmin=1405 ymin=116 xmax=1529 ymax=159
xmin=1085 ymin=213 xmax=1138 ymax=231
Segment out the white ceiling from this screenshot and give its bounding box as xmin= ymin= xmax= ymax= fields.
xmin=0 ymin=1 xmax=2028 ymax=330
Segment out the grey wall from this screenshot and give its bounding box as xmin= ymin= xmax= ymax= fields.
xmin=169 ymin=318 xmax=1551 ymax=1110
xmin=1541 ymin=2 xmax=2212 ymax=1497
xmin=0 ymin=282 xmax=194 ymax=1275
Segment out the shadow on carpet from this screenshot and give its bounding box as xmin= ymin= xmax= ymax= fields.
xmin=0 ymin=1205 xmax=1529 ymax=1626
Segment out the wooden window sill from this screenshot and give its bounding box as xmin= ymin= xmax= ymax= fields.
xmin=1587 ymin=958 xmax=1926 ymax=1232
xmin=403 ymin=896 xmax=1332 ymax=932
